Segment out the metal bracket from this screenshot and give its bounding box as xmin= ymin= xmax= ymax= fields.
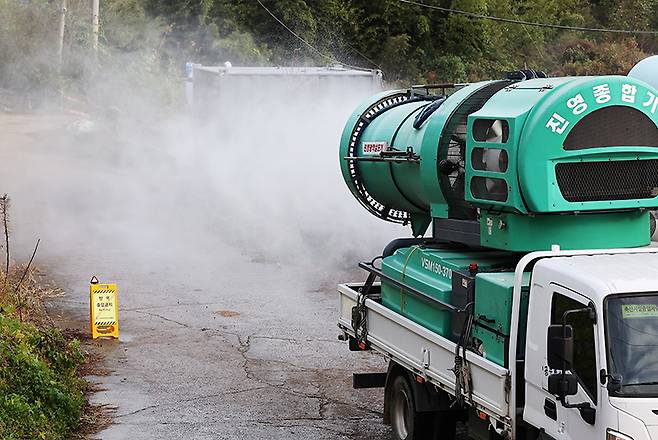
xmin=344 ymin=146 xmax=421 ymax=164
xmin=351 ymin=271 xmax=379 ymax=347
xmin=422 ymin=348 xmax=430 ymax=369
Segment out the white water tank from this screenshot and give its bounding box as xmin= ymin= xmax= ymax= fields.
xmin=629 ymin=55 xmax=658 ymax=90
xmin=629 ymin=56 xmax=658 ymax=241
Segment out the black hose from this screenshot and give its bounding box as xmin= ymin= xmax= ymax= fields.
xmin=413 ymin=96 xmax=447 ymax=129
xmin=382 ymin=237 xmax=438 ymax=257
xmin=364 ymin=95 xmax=436 ymax=124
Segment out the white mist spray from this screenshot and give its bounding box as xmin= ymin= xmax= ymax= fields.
xmin=1 ymin=64 xmax=405 ymax=287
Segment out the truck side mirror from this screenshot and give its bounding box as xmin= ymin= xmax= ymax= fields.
xmin=579 ymin=405 xmax=596 ymax=425
xmin=548 ymin=372 xmax=578 ymax=396
xmin=547 ymin=324 xmax=574 ymax=369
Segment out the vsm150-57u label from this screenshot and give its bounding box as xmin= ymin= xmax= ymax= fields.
xmin=420 ymin=257 xmax=452 ymax=279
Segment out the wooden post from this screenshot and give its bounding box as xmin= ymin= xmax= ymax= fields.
xmin=57 ymin=0 xmax=67 ymax=70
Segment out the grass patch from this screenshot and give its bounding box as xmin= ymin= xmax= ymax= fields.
xmin=0 ymin=309 xmax=86 ymax=439
xmin=0 ymin=195 xmax=89 ymax=439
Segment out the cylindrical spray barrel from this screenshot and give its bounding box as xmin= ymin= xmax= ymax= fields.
xmin=340 ymin=75 xmax=658 ymax=249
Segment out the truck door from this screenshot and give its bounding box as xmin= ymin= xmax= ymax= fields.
xmin=524 ymin=283 xmax=601 ymax=440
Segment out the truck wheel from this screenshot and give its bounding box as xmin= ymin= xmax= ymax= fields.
xmin=390 ymin=375 xmax=437 ymax=440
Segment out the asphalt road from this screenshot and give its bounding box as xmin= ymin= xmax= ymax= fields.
xmin=0 ymin=111 xmax=396 ymax=439
xmin=49 ymin=242 xmax=389 ymax=439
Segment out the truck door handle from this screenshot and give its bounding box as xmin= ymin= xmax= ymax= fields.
xmin=478 ymin=314 xmax=495 ymax=323
xmin=544 ymin=398 xmax=557 ymax=420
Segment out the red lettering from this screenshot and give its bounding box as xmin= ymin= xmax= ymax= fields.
xmin=363 ymin=142 xmax=386 ymax=153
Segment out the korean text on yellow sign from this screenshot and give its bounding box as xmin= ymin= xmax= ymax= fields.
xmin=90 ymin=283 xmax=119 ymax=339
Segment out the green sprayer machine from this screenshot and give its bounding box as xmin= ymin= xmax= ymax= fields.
xmin=336 ymin=71 xmax=658 ymax=440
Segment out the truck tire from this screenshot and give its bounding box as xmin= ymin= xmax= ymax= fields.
xmin=390 ymin=375 xmax=439 ymax=440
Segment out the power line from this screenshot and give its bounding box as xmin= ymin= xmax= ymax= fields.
xmin=312 ymin=18 xmax=383 ymax=70
xmin=255 ymin=0 xmax=376 ymax=71
xmin=398 ymin=0 xmax=658 ymax=35
xmin=340 ymin=37 xmax=383 ymax=71
xmin=299 ymin=3 xmax=383 ymax=70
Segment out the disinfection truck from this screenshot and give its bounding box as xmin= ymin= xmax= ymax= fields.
xmin=336 ymin=71 xmax=658 ymax=440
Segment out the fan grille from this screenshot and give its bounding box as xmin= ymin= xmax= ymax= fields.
xmin=556 ymin=159 xmax=658 ymax=202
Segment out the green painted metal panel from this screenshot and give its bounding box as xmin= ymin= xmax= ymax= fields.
xmin=339 ymin=90 xmax=399 ymax=199
xmin=357 ymin=101 xmax=429 ymax=213
xmin=381 ymin=247 xmax=453 ymax=337
xmin=464 ymin=82 xmax=540 ymax=214
xmin=517 ymin=76 xmax=658 ymax=213
xmin=472 ymin=272 xmax=531 ymax=367
xmin=474 ymin=272 xmax=531 ymax=335
xmin=465 ymin=76 xmax=658 ymax=213
xmin=479 ymin=210 xmax=650 ymax=251
xmin=472 ymin=329 xmax=508 ymax=367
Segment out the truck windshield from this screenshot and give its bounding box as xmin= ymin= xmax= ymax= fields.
xmin=606 ymin=294 xmax=658 ymax=396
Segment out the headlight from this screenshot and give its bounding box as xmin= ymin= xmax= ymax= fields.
xmin=607 ymin=429 xmax=634 ymax=440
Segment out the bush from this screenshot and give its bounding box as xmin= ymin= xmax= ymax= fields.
xmin=0 ymin=311 xmax=85 ymax=440
xmin=552 ymin=37 xmax=647 ymax=76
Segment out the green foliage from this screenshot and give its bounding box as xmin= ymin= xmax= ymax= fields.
xmin=182 ymin=0 xmax=651 ymax=82
xmin=0 ymin=312 xmax=85 ymax=440
xmin=553 ymin=37 xmax=647 ymax=75
xmin=143 ymin=0 xmax=272 ymax=65
xmin=0 ymin=0 xmax=656 ymax=103
xmin=0 ymin=1 xmax=60 ymax=95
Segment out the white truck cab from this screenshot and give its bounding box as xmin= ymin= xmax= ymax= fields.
xmin=525 ymin=252 xmax=658 ymax=440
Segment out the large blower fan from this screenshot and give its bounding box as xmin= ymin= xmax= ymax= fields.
xmin=438 ymin=81 xmax=511 ymax=219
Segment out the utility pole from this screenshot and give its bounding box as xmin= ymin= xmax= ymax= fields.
xmin=57 ymin=0 xmax=67 ymax=70
xmin=58 ymin=0 xmax=68 ymax=111
xmin=91 ymin=0 xmax=99 ymax=57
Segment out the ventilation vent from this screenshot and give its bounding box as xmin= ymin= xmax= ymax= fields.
xmin=556 ymin=160 xmax=658 ymax=202
xmin=470 ymin=177 xmax=508 ymax=202
xmin=563 ymin=106 xmax=658 ymax=150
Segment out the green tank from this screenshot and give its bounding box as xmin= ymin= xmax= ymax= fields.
xmin=381 ymin=246 xmax=518 ymax=339
xmin=340 ymin=75 xmax=658 ymax=251
xmin=381 ymin=247 xmax=531 ymax=367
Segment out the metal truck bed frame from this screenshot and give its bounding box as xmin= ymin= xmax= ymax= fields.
xmin=338 ymin=282 xmax=512 ymax=426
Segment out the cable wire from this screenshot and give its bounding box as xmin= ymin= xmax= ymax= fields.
xmin=398 ymin=0 xmax=658 ymax=35
xmin=255 ymin=0 xmax=376 ymax=71
xmin=339 ymin=37 xmax=383 ymax=71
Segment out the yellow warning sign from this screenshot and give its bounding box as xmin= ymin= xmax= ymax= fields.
xmin=90 ymin=280 xmax=119 ymax=339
